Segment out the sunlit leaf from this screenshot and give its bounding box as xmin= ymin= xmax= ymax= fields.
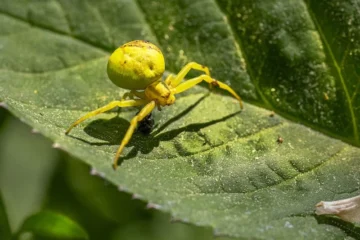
xmin=1 ymin=0 xmax=360 ymax=239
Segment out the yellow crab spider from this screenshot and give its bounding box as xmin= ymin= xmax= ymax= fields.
xmin=65 ymin=40 xmax=243 ymax=170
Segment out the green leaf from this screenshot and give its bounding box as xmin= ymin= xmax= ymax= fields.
xmin=0 ymin=0 xmax=360 ymax=239
xmin=16 ymin=211 xmax=88 ymax=240
xmin=0 ymin=191 xmax=11 ymax=240
xmin=0 ymin=115 xmax=58 ymax=230
xmin=64 ymin=156 xmax=148 ymax=225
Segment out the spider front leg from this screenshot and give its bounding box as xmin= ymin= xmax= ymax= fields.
xmin=113 ymin=101 xmax=156 ymax=170
xmin=174 ymin=75 xmax=243 ymax=109
xmin=170 ymin=62 xmax=211 ymax=88
xmin=65 ymin=99 xmax=148 ymax=134
xmin=164 ymin=74 xmax=174 ymax=86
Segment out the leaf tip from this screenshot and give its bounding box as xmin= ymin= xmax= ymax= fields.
xmin=0 ymin=102 xmax=8 ymax=109
xmin=31 ymin=128 xmax=40 ymax=134
xmin=118 ymin=185 xmax=128 ymax=192
xmin=146 ymin=203 xmax=162 ymax=210
xmin=132 ymin=193 xmax=142 ymax=200
xmin=89 ymin=168 xmax=105 ymax=178
xmin=52 ymin=143 xmax=62 ymax=149
xmin=90 ymin=167 xmax=99 ymax=176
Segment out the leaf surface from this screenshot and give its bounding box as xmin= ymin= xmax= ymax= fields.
xmin=1 ymin=0 xmax=360 ymax=239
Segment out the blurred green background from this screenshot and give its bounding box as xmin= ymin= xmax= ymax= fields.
xmin=0 ymin=108 xmax=231 ymax=240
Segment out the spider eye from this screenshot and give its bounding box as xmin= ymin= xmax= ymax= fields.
xmin=161 ymin=92 xmax=170 ymax=99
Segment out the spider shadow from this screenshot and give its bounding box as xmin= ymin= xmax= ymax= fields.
xmin=315 ymin=215 xmax=360 ymax=239
xmin=69 ymin=93 xmax=240 ymax=165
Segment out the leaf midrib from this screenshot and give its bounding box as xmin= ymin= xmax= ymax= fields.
xmin=0 ymin=56 xmax=108 ymax=75
xmin=303 ymin=0 xmax=359 ymax=143
xmin=213 ymin=0 xmax=273 ymax=109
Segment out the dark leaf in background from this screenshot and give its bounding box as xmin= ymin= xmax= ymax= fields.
xmin=16 ymin=211 xmax=88 ymax=240
xmin=0 ymin=114 xmax=58 ymax=230
xmin=0 ymin=191 xmax=11 ymax=240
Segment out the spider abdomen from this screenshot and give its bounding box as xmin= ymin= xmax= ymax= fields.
xmin=107 ymin=40 xmax=165 ymax=90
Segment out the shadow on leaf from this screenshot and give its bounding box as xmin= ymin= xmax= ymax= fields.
xmin=69 ymin=93 xmax=241 ymax=165
xmin=315 ymin=215 xmax=360 ymax=239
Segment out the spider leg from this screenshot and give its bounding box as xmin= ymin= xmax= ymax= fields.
xmin=164 ymin=74 xmax=174 ymax=86
xmin=113 ymin=101 xmax=156 ymax=169
xmin=65 ymin=99 xmax=149 ymax=134
xmin=174 ymin=74 xmax=243 ymax=109
xmin=170 ymin=62 xmax=211 ymax=88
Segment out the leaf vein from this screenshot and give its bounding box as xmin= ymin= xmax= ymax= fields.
xmin=213 ymin=0 xmax=273 ymax=108
xmin=304 ymin=0 xmax=359 ymax=143
xmin=187 ymin=145 xmax=347 ymax=196
xmin=53 ymin=0 xmax=73 ymax=34
xmin=0 ymin=10 xmax=109 ymax=54
xmin=0 ymin=56 xmax=108 ymax=75
xmin=133 ymin=0 xmax=161 ymax=46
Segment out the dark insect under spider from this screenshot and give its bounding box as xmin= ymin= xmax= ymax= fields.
xmin=136 ymin=111 xmax=155 ymax=135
